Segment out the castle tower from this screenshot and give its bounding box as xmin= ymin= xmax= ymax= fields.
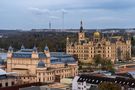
xmin=7 ymin=45 xmax=13 ymax=72
xmin=44 ymin=45 xmax=51 ymax=67
xmin=66 ymin=36 xmax=69 ymax=46
xmin=78 ymin=21 xmax=85 ymax=44
xmin=66 ymin=36 xmax=70 ymax=54
xmin=7 ymin=46 xmax=13 ymax=58
xmin=31 ymin=46 xmax=39 ymax=59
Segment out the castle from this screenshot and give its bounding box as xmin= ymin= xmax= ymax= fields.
xmin=7 ymin=45 xmax=78 ymax=83
xmin=66 ymin=21 xmax=131 ymax=63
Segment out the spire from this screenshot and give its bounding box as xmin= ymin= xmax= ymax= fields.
xmin=66 ymin=36 xmax=69 ymax=46
xmin=80 ymin=20 xmax=83 ymax=32
xmin=49 ymin=21 xmax=51 ymax=30
xmin=8 ymin=45 xmax=13 ymax=52
xmin=21 ymin=44 xmax=25 ymax=50
xmin=33 ymin=45 xmax=37 ymax=52
xmin=44 ymin=44 xmax=49 ymax=51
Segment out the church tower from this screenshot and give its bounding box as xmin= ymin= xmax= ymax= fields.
xmin=78 ymin=21 xmax=85 ymax=43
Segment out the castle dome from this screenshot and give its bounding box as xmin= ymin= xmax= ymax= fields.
xmin=94 ymin=31 xmax=100 ymax=38
xmin=37 ymin=60 xmax=45 ymax=68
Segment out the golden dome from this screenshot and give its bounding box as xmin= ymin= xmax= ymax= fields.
xmin=94 ymin=31 xmax=100 ymax=37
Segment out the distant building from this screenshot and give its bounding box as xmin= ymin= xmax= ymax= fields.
xmin=72 ymin=74 xmax=135 ymax=90
xmin=6 ymin=45 xmax=78 ymax=83
xmin=66 ymin=21 xmax=131 ymax=63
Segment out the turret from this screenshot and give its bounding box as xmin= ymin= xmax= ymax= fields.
xmin=44 ymin=45 xmax=50 ymax=58
xmin=44 ymin=45 xmax=51 ymax=67
xmin=7 ymin=46 xmax=13 ymax=58
xmin=31 ymin=46 xmax=39 ymax=59
xmin=66 ymin=36 xmax=69 ymax=46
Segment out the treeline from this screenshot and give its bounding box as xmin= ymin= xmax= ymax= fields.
xmin=0 ymin=31 xmax=77 ymax=52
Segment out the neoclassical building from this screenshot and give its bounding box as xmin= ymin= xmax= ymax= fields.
xmin=66 ymin=21 xmax=131 ymax=63
xmin=7 ymin=45 xmax=78 ymax=83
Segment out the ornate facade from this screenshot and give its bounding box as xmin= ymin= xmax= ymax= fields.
xmin=7 ymin=45 xmax=78 ymax=83
xmin=66 ymin=21 xmax=131 ymax=63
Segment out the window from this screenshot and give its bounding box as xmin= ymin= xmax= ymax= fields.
xmin=0 ymin=83 xmax=2 ymax=87
xmin=12 ymin=82 xmax=14 ymax=86
xmin=5 ymin=82 xmax=8 ymax=87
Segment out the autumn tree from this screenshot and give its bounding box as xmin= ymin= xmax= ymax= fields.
xmin=98 ymin=82 xmax=121 ymax=90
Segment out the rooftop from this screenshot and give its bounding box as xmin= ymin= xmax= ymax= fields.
xmin=77 ymin=74 xmax=135 ymax=88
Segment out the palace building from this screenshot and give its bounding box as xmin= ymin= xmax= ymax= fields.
xmin=6 ymin=45 xmax=78 ymax=83
xmin=66 ymin=21 xmax=131 ymax=63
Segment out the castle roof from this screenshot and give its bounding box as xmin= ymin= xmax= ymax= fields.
xmin=77 ymin=74 xmax=135 ymax=88
xmin=51 ymin=52 xmax=76 ymax=63
xmin=12 ymin=51 xmax=47 ymax=58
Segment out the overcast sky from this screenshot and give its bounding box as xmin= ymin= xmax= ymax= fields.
xmin=0 ymin=0 xmax=135 ymax=30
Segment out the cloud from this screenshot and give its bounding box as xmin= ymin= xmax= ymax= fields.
xmin=49 ymin=16 xmax=60 ymax=20
xmin=28 ymin=7 xmax=50 ymax=15
xmin=91 ymin=16 xmax=127 ymax=23
xmin=0 ymin=0 xmax=135 ymax=29
xmin=59 ymin=9 xmax=68 ymax=13
xmin=63 ymin=0 xmax=135 ymax=11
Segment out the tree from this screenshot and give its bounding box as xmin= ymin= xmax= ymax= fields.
xmin=101 ymin=59 xmax=114 ymax=71
xmin=125 ymin=51 xmax=131 ymax=60
xmin=98 ymin=82 xmax=121 ymax=90
xmin=93 ymin=55 xmax=114 ymax=71
xmin=93 ymin=54 xmax=102 ymax=66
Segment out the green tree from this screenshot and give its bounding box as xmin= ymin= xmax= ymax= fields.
xmin=93 ymin=55 xmax=114 ymax=71
xmin=125 ymin=51 xmax=131 ymax=60
xmin=98 ymin=82 xmax=121 ymax=90
xmin=93 ymin=54 xmax=102 ymax=66
xmin=101 ymin=59 xmax=114 ymax=71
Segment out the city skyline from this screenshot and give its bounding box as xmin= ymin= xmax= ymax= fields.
xmin=0 ymin=0 xmax=135 ymax=30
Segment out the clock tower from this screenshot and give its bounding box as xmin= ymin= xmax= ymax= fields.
xmin=78 ymin=21 xmax=85 ymax=43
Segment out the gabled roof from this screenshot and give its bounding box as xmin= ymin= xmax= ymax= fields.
xmin=77 ymin=74 xmax=135 ymax=88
